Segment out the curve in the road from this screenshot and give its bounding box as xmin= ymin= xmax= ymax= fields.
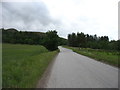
xmin=37 ymin=46 xmax=118 ymax=88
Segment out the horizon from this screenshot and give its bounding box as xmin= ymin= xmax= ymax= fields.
xmin=1 ymin=27 xmax=119 ymax=41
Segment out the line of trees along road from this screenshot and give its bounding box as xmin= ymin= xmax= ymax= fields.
xmin=1 ymin=28 xmax=119 ymax=51
xmin=1 ymin=28 xmax=67 ymax=51
xmin=68 ymin=32 xmax=120 ymax=51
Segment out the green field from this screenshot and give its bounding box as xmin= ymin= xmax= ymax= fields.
xmin=0 ymin=43 xmax=2 ymax=89
xmin=3 ymin=44 xmax=58 ymax=88
xmin=64 ymin=46 xmax=119 ymax=67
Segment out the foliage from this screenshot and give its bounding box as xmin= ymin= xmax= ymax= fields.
xmin=68 ymin=32 xmax=119 ymax=51
xmin=2 ymin=28 xmax=67 ymax=51
xmin=2 ymin=28 xmax=45 ymax=45
xmin=43 ymin=30 xmax=59 ymax=51
xmin=58 ymin=37 xmax=68 ymax=46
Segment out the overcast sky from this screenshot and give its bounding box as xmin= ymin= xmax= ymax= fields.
xmin=0 ymin=0 xmax=119 ymax=40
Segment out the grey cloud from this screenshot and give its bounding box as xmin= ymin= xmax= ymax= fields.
xmin=2 ymin=1 xmax=59 ymax=30
xmin=0 ymin=2 xmax=2 ymax=27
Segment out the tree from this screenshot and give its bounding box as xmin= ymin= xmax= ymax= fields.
xmin=71 ymin=33 xmax=77 ymax=47
xmin=76 ymin=32 xmax=86 ymax=48
xmin=67 ymin=32 xmax=115 ymax=50
xmin=58 ymin=37 xmax=68 ymax=45
xmin=43 ymin=30 xmax=59 ymax=51
xmin=68 ymin=34 xmax=72 ymax=46
xmin=99 ymin=36 xmax=109 ymax=49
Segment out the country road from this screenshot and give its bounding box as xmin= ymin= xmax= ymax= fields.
xmin=37 ymin=46 xmax=118 ymax=88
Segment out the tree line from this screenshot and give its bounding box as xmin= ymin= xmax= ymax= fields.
xmin=1 ymin=28 xmax=67 ymax=51
xmin=68 ymin=32 xmax=120 ymax=51
xmin=1 ymin=28 xmax=119 ymax=51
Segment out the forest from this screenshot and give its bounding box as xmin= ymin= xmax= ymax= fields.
xmin=68 ymin=32 xmax=120 ymax=51
xmin=1 ymin=28 xmax=67 ymax=51
xmin=1 ymin=28 xmax=120 ymax=51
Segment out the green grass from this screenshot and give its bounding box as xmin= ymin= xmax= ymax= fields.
xmin=0 ymin=43 xmax=2 ymax=89
xmin=64 ymin=46 xmax=119 ymax=67
xmin=3 ymin=44 xmax=58 ymax=88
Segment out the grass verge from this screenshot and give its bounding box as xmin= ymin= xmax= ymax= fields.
xmin=3 ymin=44 xmax=58 ymax=88
xmin=63 ymin=46 xmax=119 ymax=67
xmin=0 ymin=43 xmax=2 ymax=89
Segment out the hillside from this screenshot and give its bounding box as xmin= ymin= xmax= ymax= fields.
xmin=1 ymin=28 xmax=68 ymax=50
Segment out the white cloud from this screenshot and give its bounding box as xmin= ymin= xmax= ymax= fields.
xmin=1 ymin=0 xmax=119 ymax=40
xmin=41 ymin=0 xmax=119 ymax=40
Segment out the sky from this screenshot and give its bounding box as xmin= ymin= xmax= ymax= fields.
xmin=0 ymin=0 xmax=119 ymax=40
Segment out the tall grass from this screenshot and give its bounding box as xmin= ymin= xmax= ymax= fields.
xmin=3 ymin=44 xmax=58 ymax=88
xmin=0 ymin=43 xmax=2 ymax=89
xmin=64 ymin=46 xmax=119 ymax=67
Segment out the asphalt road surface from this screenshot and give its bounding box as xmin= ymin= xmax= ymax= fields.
xmin=37 ymin=46 xmax=118 ymax=88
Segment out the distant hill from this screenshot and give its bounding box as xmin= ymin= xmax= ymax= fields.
xmin=5 ymin=28 xmax=18 ymax=32
xmin=2 ymin=28 xmax=68 ymax=46
xmin=2 ymin=28 xmax=45 ymax=36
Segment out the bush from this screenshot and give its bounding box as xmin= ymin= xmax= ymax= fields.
xmin=43 ymin=30 xmax=59 ymax=51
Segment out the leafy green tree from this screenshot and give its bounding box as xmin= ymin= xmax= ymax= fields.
xmin=71 ymin=33 xmax=77 ymax=47
xmin=58 ymin=37 xmax=68 ymax=45
xmin=77 ymin=32 xmax=86 ymax=48
xmin=43 ymin=30 xmax=59 ymax=51
xmin=68 ymin=34 xmax=72 ymax=46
